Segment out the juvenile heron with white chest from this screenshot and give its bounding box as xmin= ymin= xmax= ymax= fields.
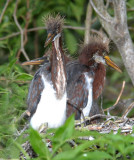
xmin=66 ymin=35 xmax=122 ymax=119
xmin=23 ymin=17 xmax=122 ymax=128
xmin=22 ymin=15 xmax=68 ymax=130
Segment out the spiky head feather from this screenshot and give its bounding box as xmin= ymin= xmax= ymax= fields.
xmin=79 ymin=33 xmax=110 ymax=66
xmin=43 ymin=14 xmax=64 ymax=33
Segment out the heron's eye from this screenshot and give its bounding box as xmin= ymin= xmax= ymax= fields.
xmin=56 ymin=25 xmax=60 ymax=33
xmin=103 ymin=52 xmax=107 ymax=57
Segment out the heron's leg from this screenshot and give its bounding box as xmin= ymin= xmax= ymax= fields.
xmin=67 ymin=100 xmax=86 ymax=126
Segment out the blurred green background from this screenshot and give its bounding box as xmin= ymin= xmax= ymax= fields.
xmin=0 ymin=0 xmax=134 ymax=158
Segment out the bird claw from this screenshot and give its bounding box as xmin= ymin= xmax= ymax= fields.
xmin=38 ymin=123 xmax=48 ymax=133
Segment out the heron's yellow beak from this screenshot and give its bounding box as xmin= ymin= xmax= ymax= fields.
xmin=22 ymin=56 xmax=49 ymax=66
xmin=104 ymin=56 xmax=122 ymax=73
xmin=45 ymin=33 xmax=55 ymax=47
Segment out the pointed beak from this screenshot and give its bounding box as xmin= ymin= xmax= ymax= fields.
xmin=45 ymin=33 xmax=55 ymax=47
xmin=22 ymin=56 xmax=49 ymax=66
xmin=104 ymin=56 xmax=122 ymax=73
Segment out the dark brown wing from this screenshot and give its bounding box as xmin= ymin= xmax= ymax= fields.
xmin=27 ymin=64 xmax=51 ymax=117
xmin=67 ymin=73 xmax=90 ymax=119
xmin=27 ymin=68 xmax=44 ymax=117
xmin=66 ymin=61 xmax=95 ymax=119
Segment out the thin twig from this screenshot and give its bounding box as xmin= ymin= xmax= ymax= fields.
xmin=128 ymin=27 xmax=134 ymax=31
xmin=0 ymin=77 xmax=30 ymax=83
xmin=0 ymin=26 xmax=100 ymax=41
xmin=100 ymin=94 xmax=104 ymax=114
xmin=105 ymin=0 xmax=110 ymax=9
xmin=75 ymin=114 xmax=112 ymax=127
xmin=84 ymin=2 xmax=92 ymax=44
xmin=33 ymin=20 xmax=39 ymax=59
xmin=17 ymin=0 xmax=30 ymax=59
xmin=90 ymin=0 xmax=111 ymax=23
xmin=88 ymin=114 xmax=110 ymax=122
xmin=127 ymin=8 xmax=134 ymax=12
xmin=91 ymin=17 xmax=97 ymax=24
xmin=0 ymin=0 xmax=11 ymax=23
xmin=104 ymin=81 xmax=126 ymax=112
xmin=64 ymin=25 xmax=85 ymax=30
xmin=122 ymin=102 xmax=134 ymax=119
xmin=17 ymin=111 xmax=29 ymax=123
xmin=13 ymin=0 xmax=30 ymax=61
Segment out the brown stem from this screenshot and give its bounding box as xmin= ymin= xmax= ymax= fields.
xmin=84 ymin=2 xmax=92 ymax=44
xmin=104 ymin=81 xmax=125 ymax=113
xmin=122 ymin=102 xmax=134 ymax=119
xmin=13 ymin=0 xmax=30 ymax=61
xmin=0 ymin=0 xmax=11 ymax=23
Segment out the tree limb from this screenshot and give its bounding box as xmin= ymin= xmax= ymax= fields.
xmin=104 ymin=81 xmax=125 ymax=113
xmin=13 ymin=0 xmax=30 ymax=61
xmin=90 ymin=0 xmax=112 ymax=23
xmin=91 ymin=0 xmax=134 ymax=85
xmin=0 ymin=0 xmax=11 ymax=23
xmin=84 ymin=2 xmax=92 ymax=44
xmin=0 ymin=26 xmax=101 ymax=41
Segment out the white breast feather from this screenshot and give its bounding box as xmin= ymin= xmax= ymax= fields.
xmin=82 ymin=73 xmax=93 ymax=117
xmin=30 ymin=74 xmax=67 ymax=130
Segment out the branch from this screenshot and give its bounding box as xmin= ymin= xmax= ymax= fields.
xmin=0 ymin=0 xmax=11 ymax=23
xmin=84 ymin=2 xmax=92 ymax=44
xmin=90 ymin=0 xmax=111 ymax=23
xmin=113 ymin=0 xmax=127 ymax=25
xmin=13 ymin=0 xmax=30 ymax=61
xmin=104 ymin=81 xmax=126 ymax=113
xmin=0 ymin=26 xmax=85 ymax=41
xmin=0 ymin=77 xmax=30 ymax=84
xmin=17 ymin=0 xmax=31 ymax=59
xmin=122 ymin=102 xmax=134 ymax=119
xmin=33 ymin=20 xmax=39 ymax=58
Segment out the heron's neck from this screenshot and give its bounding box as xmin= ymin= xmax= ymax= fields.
xmin=93 ymin=63 xmax=106 ymax=99
xmin=51 ymin=36 xmax=67 ymax=99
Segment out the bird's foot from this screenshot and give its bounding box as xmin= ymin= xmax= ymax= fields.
xmin=38 ymin=123 xmax=48 ymax=133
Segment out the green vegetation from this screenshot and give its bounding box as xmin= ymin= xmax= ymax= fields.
xmin=2 ymin=115 xmax=134 ymax=159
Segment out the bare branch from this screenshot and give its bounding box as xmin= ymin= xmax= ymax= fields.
xmin=105 ymin=0 xmax=110 ymax=9
xmin=0 ymin=26 xmax=102 ymax=41
xmin=0 ymin=0 xmax=11 ymax=23
xmin=64 ymin=25 xmax=85 ymax=30
xmin=0 ymin=26 xmax=85 ymax=41
xmin=113 ymin=0 xmax=127 ymax=25
xmin=92 ymin=0 xmax=134 ymax=85
xmin=91 ymin=17 xmax=97 ymax=24
xmin=0 ymin=77 xmax=30 ymax=84
xmin=104 ymin=81 xmax=125 ymax=113
xmin=13 ymin=0 xmax=30 ymax=61
xmin=33 ymin=20 xmax=39 ymax=59
xmin=17 ymin=0 xmax=31 ymax=59
xmin=90 ymin=0 xmax=111 ymax=23
xmin=122 ymin=102 xmax=134 ymax=119
xmin=84 ymin=2 xmax=92 ymax=44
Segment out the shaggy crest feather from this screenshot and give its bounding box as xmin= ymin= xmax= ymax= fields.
xmin=42 ymin=14 xmax=64 ymax=31
xmin=79 ymin=33 xmax=110 ymax=54
xmin=78 ymin=33 xmax=110 ymax=66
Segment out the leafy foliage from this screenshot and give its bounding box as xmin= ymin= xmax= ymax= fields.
xmin=15 ymin=116 xmax=134 ymax=159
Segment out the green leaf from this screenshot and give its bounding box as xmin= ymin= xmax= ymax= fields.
xmin=15 ymin=73 xmax=33 ymax=81
xmin=52 ymin=115 xmax=75 ymax=156
xmin=77 ymin=151 xmax=113 ymax=160
xmin=53 ymin=115 xmax=75 ymax=143
xmin=125 ymin=145 xmax=134 ymax=155
xmin=29 ymin=128 xmax=50 ymax=159
xmin=70 ymin=2 xmax=83 ymax=22
xmin=53 ymin=141 xmax=93 ymax=160
xmin=14 ymin=141 xmax=30 ymax=160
